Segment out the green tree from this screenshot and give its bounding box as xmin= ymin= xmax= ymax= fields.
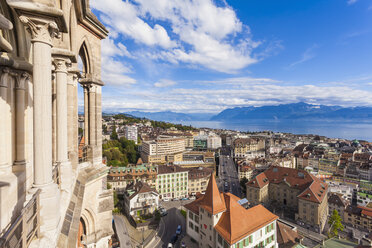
xmin=328 ymin=209 xmax=344 ymax=237
xmin=110 ymin=125 xmax=118 ymax=140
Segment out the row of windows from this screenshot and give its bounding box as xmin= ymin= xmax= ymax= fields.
xmin=158 ymin=188 xmax=187 ymax=193
xmin=158 ymin=183 xmax=187 ymax=188
xmin=158 ymin=173 xmax=187 ymax=179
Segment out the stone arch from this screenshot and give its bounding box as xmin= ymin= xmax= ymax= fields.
xmin=77 ymin=37 xmax=94 ymax=75
xmin=80 ymin=207 xmax=96 ymax=236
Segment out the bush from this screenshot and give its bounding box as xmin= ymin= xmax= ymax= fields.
xmin=180 ymin=209 xmax=186 ymax=218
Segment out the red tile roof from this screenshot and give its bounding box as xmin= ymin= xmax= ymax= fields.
xmin=215 ymin=199 xmax=278 ymax=245
xmin=199 ymin=174 xmax=226 ymax=214
xmin=247 ymin=166 xmax=328 ymax=203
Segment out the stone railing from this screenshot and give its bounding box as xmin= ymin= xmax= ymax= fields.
xmin=0 ymin=189 xmax=41 ymax=248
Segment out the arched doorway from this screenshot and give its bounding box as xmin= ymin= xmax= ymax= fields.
xmin=77 ymin=217 xmax=87 ymax=247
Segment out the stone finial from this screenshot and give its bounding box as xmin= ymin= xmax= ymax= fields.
xmin=19 ymin=16 xmax=61 ymax=44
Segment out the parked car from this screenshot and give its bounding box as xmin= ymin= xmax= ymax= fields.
xmin=181 ymin=197 xmax=189 ymax=201
xmin=167 ymin=243 xmax=173 ymax=248
xmin=160 ymin=209 xmax=168 ymax=216
xmin=181 ymin=241 xmax=186 ymax=248
xmin=189 ymin=196 xmax=196 ymax=200
xmin=171 ymin=234 xmax=178 ymax=244
xmin=163 ymin=198 xmax=170 ymax=202
xmin=176 ymin=225 xmax=182 ymax=235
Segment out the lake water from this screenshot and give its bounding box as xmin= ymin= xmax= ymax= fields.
xmin=173 ymin=119 xmax=372 ymax=141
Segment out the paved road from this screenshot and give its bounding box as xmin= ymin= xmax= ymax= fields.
xmin=113 ymin=214 xmax=132 ymax=248
xmin=155 ymin=200 xmax=189 ymax=248
xmin=218 ymin=155 xmax=241 ymax=198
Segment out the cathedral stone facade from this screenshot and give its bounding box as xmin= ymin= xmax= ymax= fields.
xmin=0 ymin=0 xmax=113 ymax=247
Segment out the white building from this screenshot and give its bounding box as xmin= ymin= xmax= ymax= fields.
xmin=125 ymin=125 xmax=138 ymax=144
xmin=156 ymin=164 xmax=188 ymax=200
xmin=124 ymin=181 xmax=159 ymax=217
xmin=185 ymin=174 xmax=278 ymax=248
xmin=207 ymin=134 xmax=222 ymax=149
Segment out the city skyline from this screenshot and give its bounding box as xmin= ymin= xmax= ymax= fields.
xmin=91 ymin=0 xmax=372 ymax=113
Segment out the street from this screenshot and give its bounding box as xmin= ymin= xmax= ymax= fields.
xmin=218 ymin=154 xmax=241 ymax=198
xmin=155 ymin=200 xmax=191 ymax=248
xmin=113 ymin=214 xmax=132 ymax=248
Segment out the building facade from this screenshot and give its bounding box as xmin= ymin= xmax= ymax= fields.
xmin=124 ymin=181 xmax=159 ymax=218
xmin=156 ymin=164 xmax=188 ymax=200
xmin=107 ymin=163 xmax=157 ymax=192
xmin=233 ymin=138 xmax=266 ymax=160
xmin=0 ymin=1 xmax=113 ymax=247
xmin=124 ymin=125 xmax=138 ymax=144
xmin=188 ymin=167 xmax=213 ymax=196
xmin=246 ymin=166 xmax=328 ymax=232
xmin=141 ymin=135 xmax=186 ymax=163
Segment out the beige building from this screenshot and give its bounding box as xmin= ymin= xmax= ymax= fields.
xmin=344 ymin=204 xmax=372 ymax=232
xmin=188 ymin=167 xmax=213 ymax=195
xmin=0 ymin=1 xmax=113 ymax=247
xmin=246 ymin=166 xmax=328 ymax=232
xmin=141 ymin=135 xmax=186 ymax=163
xmin=233 ymin=138 xmax=266 ymax=160
xmin=238 ymin=164 xmax=254 ymax=181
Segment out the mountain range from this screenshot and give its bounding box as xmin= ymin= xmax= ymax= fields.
xmin=113 ymin=102 xmax=372 ymax=122
xmin=210 ymin=102 xmax=372 ymax=121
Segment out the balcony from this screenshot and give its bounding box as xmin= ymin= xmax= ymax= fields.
xmin=0 ymin=189 xmax=41 ymax=248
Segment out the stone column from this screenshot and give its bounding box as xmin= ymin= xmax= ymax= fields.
xmin=13 ymin=72 xmax=29 ymax=170
xmin=67 ymin=72 xmax=78 ymax=168
xmin=89 ymin=86 xmax=96 ymax=146
xmin=20 ymin=15 xmax=61 ymax=234
xmin=54 ymin=58 xmax=70 ymax=166
xmin=54 ymin=58 xmax=72 ymax=192
xmin=0 ymin=68 xmax=10 ymax=174
xmin=83 ymin=86 xmax=89 ymax=145
xmin=95 ymin=86 xmax=102 ymax=160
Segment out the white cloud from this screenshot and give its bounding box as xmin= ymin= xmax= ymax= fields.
xmin=100 ymin=37 xmax=136 ymax=85
xmin=154 ymin=79 xmax=177 ymax=87
xmin=102 ymin=77 xmax=372 ymax=113
xmin=92 ymin=0 xmax=260 ymax=73
xmin=347 ymin=0 xmax=358 ymax=5
xmin=288 ymin=44 xmax=318 ymax=68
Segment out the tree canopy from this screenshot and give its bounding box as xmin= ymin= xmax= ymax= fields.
xmin=328 ymin=209 xmax=344 ymax=237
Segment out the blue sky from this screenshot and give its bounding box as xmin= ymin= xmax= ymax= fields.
xmin=90 ymin=0 xmax=372 ymax=113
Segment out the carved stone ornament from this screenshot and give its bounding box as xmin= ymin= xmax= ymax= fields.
xmin=0 ymin=68 xmax=10 ymax=88
xmin=19 ymin=16 xmax=60 ymax=44
xmin=53 ymin=58 xmax=72 ymax=73
xmin=13 ymin=72 xmax=30 ymax=90
xmin=0 ymin=14 xmax=13 ymax=53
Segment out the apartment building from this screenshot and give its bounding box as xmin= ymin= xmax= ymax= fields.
xmin=233 ymin=138 xmax=266 ymax=160
xmin=185 ymin=174 xmax=279 ymax=248
xmin=246 ymin=166 xmax=328 ymax=232
xmin=124 ymin=181 xmax=159 ymax=218
xmin=156 ymin=164 xmax=188 ymax=200
xmin=207 ymin=134 xmax=222 ymax=149
xmin=125 ymin=125 xmax=138 ymax=144
xmin=107 ymin=163 xmax=157 ymax=191
xmin=141 ymin=135 xmax=186 ymax=163
xmin=328 ymin=193 xmax=348 ymax=222
xmin=188 ymin=167 xmax=213 ymax=195
xmin=238 ymin=164 xmax=254 ymax=181
xmin=344 ymin=204 xmax=372 ymax=232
